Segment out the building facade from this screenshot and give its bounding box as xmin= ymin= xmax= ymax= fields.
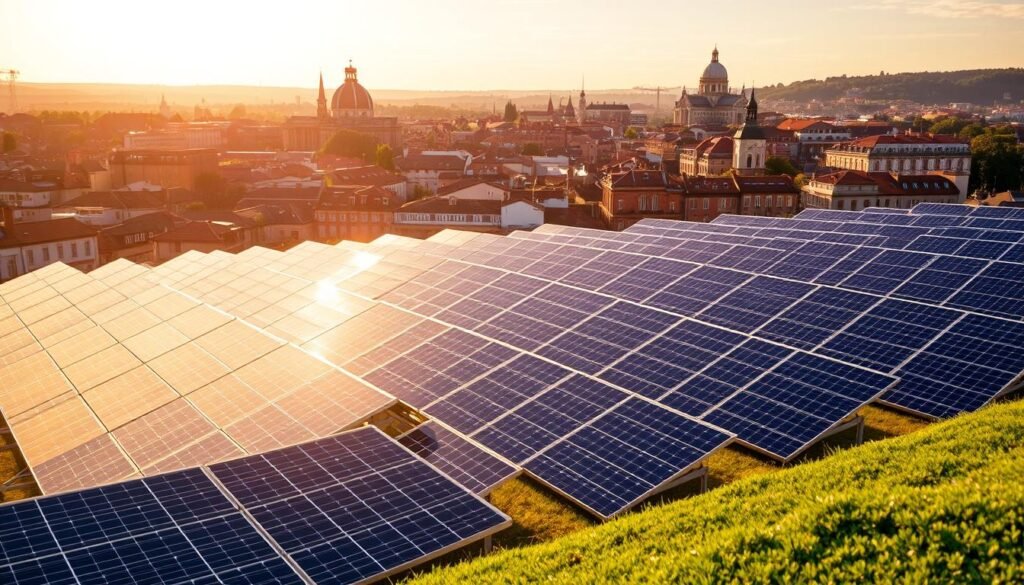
xmin=824 ymin=134 xmax=971 ymax=199
xmin=283 ymin=64 xmax=401 ymax=151
xmin=108 ymin=149 xmax=218 ymax=191
xmin=673 ymin=48 xmax=747 ymax=126
xmin=802 ymin=170 xmax=961 ymax=211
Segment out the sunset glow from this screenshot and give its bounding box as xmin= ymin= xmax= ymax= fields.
xmin=3 ymin=0 xmax=1022 ymax=90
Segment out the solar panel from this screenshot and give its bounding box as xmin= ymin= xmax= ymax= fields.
xmin=0 ymin=428 xmax=510 ymax=585
xmin=399 ymin=421 xmax=519 ymax=495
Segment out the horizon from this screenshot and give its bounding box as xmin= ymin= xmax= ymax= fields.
xmin=3 ymin=0 xmax=1023 ymax=91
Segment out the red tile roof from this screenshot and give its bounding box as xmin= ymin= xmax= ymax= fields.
xmin=0 ymin=217 xmax=98 ymax=248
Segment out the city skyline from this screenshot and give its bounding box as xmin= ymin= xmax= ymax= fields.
xmin=2 ymin=0 xmax=1022 ymax=91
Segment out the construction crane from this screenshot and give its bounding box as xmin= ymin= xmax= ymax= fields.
xmin=0 ymin=69 xmax=18 ymax=113
xmin=632 ymin=85 xmax=681 ymax=114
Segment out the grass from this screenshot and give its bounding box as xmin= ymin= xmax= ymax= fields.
xmin=405 ymin=401 xmax=1023 ymax=583
xmin=485 ymin=405 xmax=929 ymax=550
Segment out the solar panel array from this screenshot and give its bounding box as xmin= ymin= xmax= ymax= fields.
xmin=0 ymin=261 xmax=396 ymax=495
xmin=1 ymin=202 xmax=1019 ymax=522
xmin=0 ymin=426 xmax=510 ymax=585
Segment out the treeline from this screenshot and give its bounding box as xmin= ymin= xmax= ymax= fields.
xmin=759 ymin=69 xmax=1024 ymax=104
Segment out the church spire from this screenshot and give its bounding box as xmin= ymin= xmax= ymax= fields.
xmin=712 ymin=45 xmax=719 ymax=62
xmin=746 ymin=85 xmax=758 ymax=124
xmin=316 ymin=71 xmax=328 ymax=120
xmin=547 ymin=94 xmax=554 ymax=114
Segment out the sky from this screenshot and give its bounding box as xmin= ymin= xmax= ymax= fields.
xmin=1 ymin=0 xmax=1022 ymax=91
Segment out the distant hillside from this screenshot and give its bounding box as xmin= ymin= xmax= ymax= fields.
xmin=408 ymin=399 xmax=1024 ymax=583
xmin=759 ymin=68 xmax=1024 ymax=105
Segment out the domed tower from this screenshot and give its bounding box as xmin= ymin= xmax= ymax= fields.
xmin=331 ymin=61 xmax=374 ymax=118
xmin=698 ymin=46 xmax=729 ymax=96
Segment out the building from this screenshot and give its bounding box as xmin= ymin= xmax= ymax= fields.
xmin=108 ymin=148 xmax=218 ymax=190
xmin=673 ymin=48 xmax=747 ymax=126
xmin=802 ymin=170 xmax=961 ymax=211
xmin=151 ymin=219 xmax=254 ymax=262
xmin=55 ymin=190 xmax=169 ymax=226
xmin=325 ymin=165 xmax=408 ymax=201
xmin=316 ymin=185 xmax=400 ymax=243
xmin=679 ymin=135 xmax=735 ymax=176
xmin=436 ymin=178 xmax=509 ymax=200
xmin=732 ymin=88 xmax=767 ymax=176
xmin=97 ymin=211 xmax=180 ymax=264
xmin=599 ymin=168 xmax=682 ymax=231
xmin=0 ymin=208 xmax=99 ymax=280
xmin=776 ymin=119 xmax=852 ymax=163
xmin=583 ymin=103 xmax=632 ymax=132
xmin=735 ymin=175 xmax=799 ymax=217
xmin=282 ymin=64 xmax=401 ymax=151
xmin=235 ymin=204 xmax=315 ymax=247
xmin=394 ymin=153 xmax=469 ymax=194
xmin=392 ymin=196 xmax=543 ymax=238
xmin=0 ymin=179 xmax=61 ymax=223
xmin=679 ymin=176 xmax=740 ymax=223
xmin=823 ymin=134 xmax=971 ymax=199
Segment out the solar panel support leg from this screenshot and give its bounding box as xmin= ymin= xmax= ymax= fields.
xmin=483 ymin=535 xmax=493 ymax=553
xmin=855 ymin=416 xmax=865 ymax=445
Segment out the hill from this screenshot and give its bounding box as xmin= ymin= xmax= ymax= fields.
xmin=406 ymin=399 xmax=1024 ymax=583
xmin=759 ymin=68 xmax=1024 ymax=105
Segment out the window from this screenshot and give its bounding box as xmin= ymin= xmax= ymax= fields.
xmin=616 ymin=199 xmax=624 ymax=212
xmin=765 ymin=195 xmax=773 ymax=207
xmin=42 ymin=247 xmax=50 ymax=262
xmin=25 ymin=249 xmax=34 ymax=266
xmin=754 ymin=195 xmax=761 ymax=208
xmin=71 ymin=243 xmax=78 ymax=258
xmin=84 ymin=240 xmax=91 ymax=256
xmin=57 ymin=244 xmax=64 ymax=259
xmin=702 ymin=198 xmax=709 ymax=210
xmin=837 ymin=200 xmax=845 ymax=210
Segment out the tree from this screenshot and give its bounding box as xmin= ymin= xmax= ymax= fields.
xmin=929 ymin=116 xmax=970 ymax=136
xmin=228 ymin=104 xmax=247 ymax=120
xmin=958 ymin=123 xmax=987 ymax=141
xmin=765 ymin=156 xmax=799 ymax=177
xmin=1 ymin=132 xmax=15 ymax=153
xmin=521 ymin=142 xmax=543 ymax=156
xmin=375 ymin=144 xmax=395 ymax=170
xmin=319 ymin=129 xmax=378 ymax=161
xmin=970 ymin=132 xmax=1024 ymax=193
xmin=503 ymin=100 xmax=518 ymax=123
xmin=624 ymin=127 xmax=639 ymax=139
xmin=411 ymin=184 xmax=433 ymax=201
xmin=793 ymin=173 xmax=808 ymax=189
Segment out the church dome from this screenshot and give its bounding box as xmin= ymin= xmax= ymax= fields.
xmin=701 ymin=47 xmax=728 ymax=80
xmin=331 ymin=63 xmax=374 ymax=117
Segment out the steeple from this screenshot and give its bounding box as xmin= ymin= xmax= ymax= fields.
xmin=547 ymin=94 xmax=554 ymax=114
xmin=746 ymin=85 xmax=758 ymax=124
xmin=316 ymin=71 xmax=328 ymax=120
xmin=565 ymin=95 xmax=575 ymax=119
xmin=712 ymin=45 xmax=719 ymax=62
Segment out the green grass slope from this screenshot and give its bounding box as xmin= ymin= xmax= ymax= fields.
xmin=407 ymin=401 xmax=1024 ymax=583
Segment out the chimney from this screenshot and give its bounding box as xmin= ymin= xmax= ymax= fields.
xmin=1 ymin=206 xmax=14 ymax=229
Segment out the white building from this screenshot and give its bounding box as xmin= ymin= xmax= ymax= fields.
xmin=0 ymin=209 xmax=99 ymax=281
xmin=824 ymin=134 xmax=971 ymax=200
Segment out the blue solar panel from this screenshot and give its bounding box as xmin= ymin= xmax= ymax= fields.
xmin=399 ymin=422 xmax=518 ymax=495
xmin=211 ymin=427 xmax=509 ymax=584
xmin=599 ymin=257 xmax=698 ymax=301
xmin=645 ymin=266 xmax=750 ymax=315
xmin=702 ymin=353 xmax=895 ymax=460
xmin=471 ymin=375 xmax=628 ymax=463
xmin=818 ymin=300 xmax=961 ymax=371
xmin=697 ymin=276 xmax=815 ymax=333
xmin=524 ymin=397 xmax=731 ymax=519
xmin=884 ymin=314 xmax=1024 ymax=418
xmin=756 ymin=287 xmax=878 ymax=350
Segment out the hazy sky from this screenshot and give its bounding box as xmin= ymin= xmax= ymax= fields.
xmin=2 ymin=0 xmax=1022 ymax=90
